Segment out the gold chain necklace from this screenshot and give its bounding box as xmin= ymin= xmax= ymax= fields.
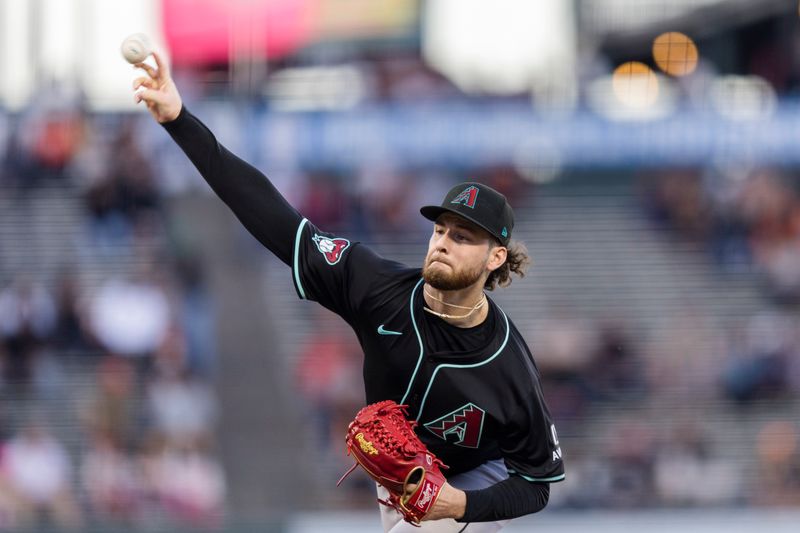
xmin=423 ymin=287 xmax=487 ymax=320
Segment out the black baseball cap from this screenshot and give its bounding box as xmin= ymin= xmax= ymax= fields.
xmin=420 ymin=182 xmax=514 ymax=246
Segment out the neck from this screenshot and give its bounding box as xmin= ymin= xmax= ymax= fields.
xmin=422 ymin=283 xmax=489 ymax=328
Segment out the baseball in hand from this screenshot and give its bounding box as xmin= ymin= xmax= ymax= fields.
xmin=120 ymin=33 xmax=151 ymax=64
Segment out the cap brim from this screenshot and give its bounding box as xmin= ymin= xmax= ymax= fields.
xmin=420 ymin=205 xmax=503 ymax=243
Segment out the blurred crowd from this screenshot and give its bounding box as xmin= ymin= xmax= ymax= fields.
xmin=641 ymin=168 xmax=800 ymax=404
xmin=530 ymin=306 xmax=800 ymax=509
xmin=644 ymin=168 xmax=800 ymax=302
xmin=0 ymin=99 xmax=223 ymax=530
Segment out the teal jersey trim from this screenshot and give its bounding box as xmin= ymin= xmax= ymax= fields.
xmin=416 ymin=308 xmax=510 ymax=421
xmin=293 ymin=218 xmax=309 ymax=299
xmin=400 ymin=278 xmax=426 ymax=405
xmin=508 ymin=469 xmax=565 ymax=483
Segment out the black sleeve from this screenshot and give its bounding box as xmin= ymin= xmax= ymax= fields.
xmin=461 ymin=477 xmax=549 ymax=522
xmin=161 ymin=106 xmax=302 ymax=265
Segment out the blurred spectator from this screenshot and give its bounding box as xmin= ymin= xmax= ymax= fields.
xmin=1 ymin=123 xmax=28 ymax=191
xmin=357 ymin=172 xmax=420 ymax=235
xmin=645 ymin=308 xmax=726 ymax=401
xmin=653 ymin=422 xmax=741 ymax=505
xmin=549 ymin=451 xmax=612 ymax=508
xmin=140 ymin=438 xmax=225 ymax=528
xmin=587 ymin=322 xmax=645 ymax=401
xmin=604 ymin=419 xmax=656 ymax=508
xmin=146 ymin=325 xmax=217 ymax=445
xmin=298 ymin=172 xmax=351 ymax=231
xmin=11 ymin=106 xmax=86 ymax=186
xmin=753 ymin=420 xmax=800 ymax=506
xmin=350 ymin=166 xmax=442 ymax=240
xmin=80 ymin=431 xmax=141 ymax=524
xmin=722 ymin=311 xmax=795 ymax=403
xmin=79 ymin=356 xmax=137 ymax=448
xmin=642 ymin=169 xmax=711 ymax=241
xmin=146 ymin=372 xmax=217 ymax=445
xmin=84 ymin=173 xmax=134 ymax=247
xmin=81 ymin=118 xmax=162 ymax=248
xmin=50 ymin=270 xmax=93 ymax=353
xmin=295 ymin=311 xmax=362 ymax=451
xmin=700 ymin=168 xmax=753 ymax=272
xmin=479 ymin=165 xmax=531 ymax=204
xmin=174 ymin=253 xmax=217 ymax=377
xmin=0 ymin=421 xmax=83 ymax=529
xmin=0 ymin=467 xmax=22 ymax=529
xmin=0 ymin=278 xmax=56 ymax=387
xmin=87 ymin=271 xmax=171 ymax=359
xmin=533 ymin=307 xmax=598 ymax=419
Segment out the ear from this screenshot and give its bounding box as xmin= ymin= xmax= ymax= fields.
xmin=486 ymin=245 xmax=507 ymax=273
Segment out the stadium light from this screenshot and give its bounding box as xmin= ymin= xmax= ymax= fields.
xmin=652 ymin=32 xmax=699 ymax=77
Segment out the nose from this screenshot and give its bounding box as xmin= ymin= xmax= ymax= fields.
xmin=433 ymin=231 xmax=449 ymax=252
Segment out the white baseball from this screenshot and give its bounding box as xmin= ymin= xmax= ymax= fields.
xmin=120 ymin=33 xmax=151 ymax=64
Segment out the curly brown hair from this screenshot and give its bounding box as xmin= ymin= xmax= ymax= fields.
xmin=485 ymin=239 xmax=531 ymax=291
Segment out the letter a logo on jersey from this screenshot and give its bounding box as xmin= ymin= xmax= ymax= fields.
xmin=424 ymin=403 xmax=485 ymax=448
xmin=312 ymin=234 xmax=351 ymax=265
xmin=450 ymin=185 xmax=479 ymax=209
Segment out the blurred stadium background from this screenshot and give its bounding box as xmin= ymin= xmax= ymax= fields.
xmin=1 ymin=0 xmax=800 ymax=531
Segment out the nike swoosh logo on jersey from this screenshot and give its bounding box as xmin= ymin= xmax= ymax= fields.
xmin=377 ymin=325 xmax=403 ymax=336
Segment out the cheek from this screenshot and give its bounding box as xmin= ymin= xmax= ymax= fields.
xmin=457 ymin=249 xmax=484 ymax=271
xmin=473 ymin=248 xmax=494 ymax=272
xmin=424 ymin=241 xmax=436 ymax=262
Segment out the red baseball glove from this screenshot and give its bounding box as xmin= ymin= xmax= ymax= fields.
xmin=337 ymin=400 xmax=448 ymax=525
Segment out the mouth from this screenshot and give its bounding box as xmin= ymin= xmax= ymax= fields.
xmin=428 ymin=258 xmax=450 ymax=268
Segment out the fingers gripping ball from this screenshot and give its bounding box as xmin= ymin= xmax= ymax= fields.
xmin=120 ymin=33 xmax=151 ymax=64
xmin=338 ymin=401 xmax=448 ymax=525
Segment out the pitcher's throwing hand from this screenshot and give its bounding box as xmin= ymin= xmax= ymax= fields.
xmin=132 ymin=51 xmax=182 ymax=124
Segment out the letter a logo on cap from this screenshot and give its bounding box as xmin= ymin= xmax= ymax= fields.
xmin=450 ymin=185 xmax=479 ymax=209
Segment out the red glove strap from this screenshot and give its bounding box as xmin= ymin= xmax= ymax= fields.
xmin=399 ymin=467 xmax=447 ymax=523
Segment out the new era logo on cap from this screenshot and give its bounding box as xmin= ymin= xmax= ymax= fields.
xmin=450 ymin=185 xmax=479 ymax=209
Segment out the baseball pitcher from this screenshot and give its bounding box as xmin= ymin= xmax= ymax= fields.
xmin=133 ymin=51 xmax=564 ymax=532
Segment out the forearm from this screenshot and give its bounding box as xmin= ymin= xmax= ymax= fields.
xmin=162 ymin=106 xmax=302 ymax=265
xmin=460 ymin=477 xmax=549 ymax=522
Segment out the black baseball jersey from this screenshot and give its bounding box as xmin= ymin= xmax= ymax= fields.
xmin=292 ymin=220 xmax=565 ymax=483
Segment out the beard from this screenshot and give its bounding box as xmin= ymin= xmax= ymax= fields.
xmin=422 ymin=257 xmax=485 ymax=291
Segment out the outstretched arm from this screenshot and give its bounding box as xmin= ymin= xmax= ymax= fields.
xmin=133 ymin=51 xmax=302 ymax=265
